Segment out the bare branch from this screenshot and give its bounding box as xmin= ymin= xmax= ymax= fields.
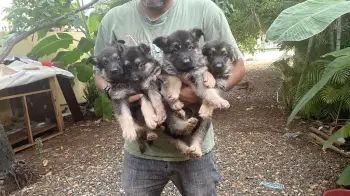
xmin=0 ymin=0 xmax=99 ymax=63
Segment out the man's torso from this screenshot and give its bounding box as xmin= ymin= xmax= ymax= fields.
xmin=97 ymin=0 xmax=220 ymax=161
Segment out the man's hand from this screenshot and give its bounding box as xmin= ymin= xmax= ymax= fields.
xmin=179 ymin=75 xmax=200 ymax=104
xmin=95 ymin=74 xmax=143 ymax=103
xmin=127 ymin=94 xmax=143 ymax=103
xmin=179 ymin=86 xmax=200 ymax=104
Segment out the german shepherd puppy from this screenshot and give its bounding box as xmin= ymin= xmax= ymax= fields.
xmin=152 ymin=29 xmax=230 ymax=158
xmin=121 ymin=43 xmax=169 ymax=152
xmin=87 ymin=41 xmax=163 ymax=147
xmin=198 ymin=40 xmax=237 ymax=117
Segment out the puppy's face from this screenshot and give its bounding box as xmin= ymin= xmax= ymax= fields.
xmin=87 ymin=42 xmax=126 ymax=81
xmin=123 ymin=43 xmax=159 ymax=83
xmin=153 ymin=28 xmax=204 ymax=72
xmin=202 ymin=41 xmax=234 ymax=76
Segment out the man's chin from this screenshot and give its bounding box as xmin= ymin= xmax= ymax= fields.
xmin=141 ymin=0 xmax=168 ymax=9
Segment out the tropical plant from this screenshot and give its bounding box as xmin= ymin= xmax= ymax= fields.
xmin=267 ymin=0 xmax=350 ymax=187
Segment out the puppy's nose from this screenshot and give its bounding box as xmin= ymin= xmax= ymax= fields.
xmin=111 ymin=69 xmax=119 ymax=74
xmin=183 ymin=58 xmax=191 ymax=65
xmin=216 ymin=63 xmax=223 ymax=68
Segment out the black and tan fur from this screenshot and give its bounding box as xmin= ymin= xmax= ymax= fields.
xmin=198 ymin=40 xmax=237 ymax=117
xmin=152 ymin=29 xmax=230 ymax=158
xmin=87 ymin=41 xmax=163 ymax=149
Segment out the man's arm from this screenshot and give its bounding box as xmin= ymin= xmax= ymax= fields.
xmin=226 ymin=58 xmax=245 ymax=90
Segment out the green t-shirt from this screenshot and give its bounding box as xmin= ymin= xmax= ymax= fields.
xmin=94 ymin=0 xmax=243 ymax=161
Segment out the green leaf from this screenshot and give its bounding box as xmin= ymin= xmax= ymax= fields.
xmin=320 ymin=86 xmax=339 ymax=104
xmin=323 ymin=123 xmax=350 ymax=150
xmin=337 ymin=165 xmax=350 ymax=186
xmin=28 ymin=33 xmax=73 ymax=59
xmin=77 ymin=37 xmax=94 ymax=53
xmin=88 ymin=12 xmax=102 ymax=34
xmin=287 ymin=55 xmax=350 ymax=124
xmin=73 ymin=17 xmax=84 ymax=29
xmin=94 ymin=95 xmax=113 ymax=121
xmin=75 ymin=63 xmax=93 ymax=83
xmin=266 ymin=0 xmax=350 ymax=43
xmin=37 ymin=28 xmax=49 ymax=40
xmin=52 ymin=50 xmax=83 ymax=65
xmin=322 ymin=47 xmax=350 ymax=58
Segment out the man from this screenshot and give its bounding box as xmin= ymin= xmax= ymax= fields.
xmin=94 ymin=0 xmax=245 ymax=195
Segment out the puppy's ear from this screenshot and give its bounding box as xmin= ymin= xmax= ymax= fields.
xmin=190 ymin=28 xmax=204 ymax=41
xmin=226 ymin=44 xmax=234 ymax=60
xmin=153 ymin=36 xmax=168 ymax=50
xmin=86 ymin=56 xmax=97 ymax=65
xmin=139 ymin=43 xmax=150 ymax=54
xmin=202 ymin=44 xmax=210 ymax=57
xmin=115 ymin=43 xmax=127 ymax=54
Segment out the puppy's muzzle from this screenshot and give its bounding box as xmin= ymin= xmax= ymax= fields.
xmin=111 ymin=68 xmax=121 ymax=74
xmin=216 ymin=63 xmax=224 ymax=68
xmin=182 ymin=57 xmax=192 ymax=66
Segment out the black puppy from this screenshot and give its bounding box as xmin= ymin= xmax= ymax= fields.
xmin=152 ymin=29 xmax=230 ymax=158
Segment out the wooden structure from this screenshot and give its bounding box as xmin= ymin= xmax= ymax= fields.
xmin=0 ymin=76 xmax=64 ymax=152
xmin=56 ymin=75 xmax=84 ymax=122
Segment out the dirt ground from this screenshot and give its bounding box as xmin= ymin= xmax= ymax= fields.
xmin=7 ymin=62 xmax=349 ymax=196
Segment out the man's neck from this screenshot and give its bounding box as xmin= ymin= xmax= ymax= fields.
xmin=141 ymin=0 xmax=174 ymax=21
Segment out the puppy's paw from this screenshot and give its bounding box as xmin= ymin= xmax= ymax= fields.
xmin=186 ymin=117 xmax=198 ymax=130
xmin=188 ymin=144 xmax=202 ymax=159
xmin=203 ymin=71 xmax=216 ymax=88
xmin=145 ymin=114 xmax=158 ymax=130
xmin=211 ymin=98 xmax=230 ymax=109
xmin=199 ymin=105 xmax=213 ymax=119
xmin=155 ymin=108 xmax=167 ymax=124
xmin=146 ymin=132 xmax=158 ymax=141
xmin=168 ymin=94 xmax=179 ymax=102
xmin=123 ymin=129 xmax=138 ymax=142
xmin=171 ymin=100 xmax=184 ymax=110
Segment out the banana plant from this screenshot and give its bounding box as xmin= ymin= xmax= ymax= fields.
xmin=266 ymin=0 xmax=350 ymax=186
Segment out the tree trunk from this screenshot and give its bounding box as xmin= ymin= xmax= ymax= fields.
xmin=0 ymin=124 xmax=15 ymax=195
xmin=336 ymin=17 xmax=342 ymax=51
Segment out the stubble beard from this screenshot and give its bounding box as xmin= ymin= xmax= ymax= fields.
xmin=141 ymin=0 xmax=169 ymax=10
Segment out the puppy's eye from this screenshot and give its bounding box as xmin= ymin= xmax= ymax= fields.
xmin=138 ymin=63 xmax=145 ymax=70
xmin=222 ymin=51 xmax=228 ymax=56
xmin=188 ymin=45 xmax=193 ymax=50
xmin=103 ymin=59 xmax=108 ymax=65
xmin=172 ymin=48 xmax=178 ymax=53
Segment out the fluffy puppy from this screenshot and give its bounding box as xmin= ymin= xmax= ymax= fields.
xmin=153 ymin=29 xmax=230 ymax=119
xmin=87 ymin=41 xmax=161 ymax=147
xmin=198 ymin=40 xmax=237 ymax=117
xmin=152 ymin=29 xmax=230 ymax=158
xmin=121 ymin=43 xmax=169 ymax=152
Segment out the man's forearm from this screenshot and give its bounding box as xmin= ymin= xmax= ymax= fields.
xmin=95 ymin=74 xmax=111 ymax=92
xmin=226 ymin=58 xmax=245 ymax=90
